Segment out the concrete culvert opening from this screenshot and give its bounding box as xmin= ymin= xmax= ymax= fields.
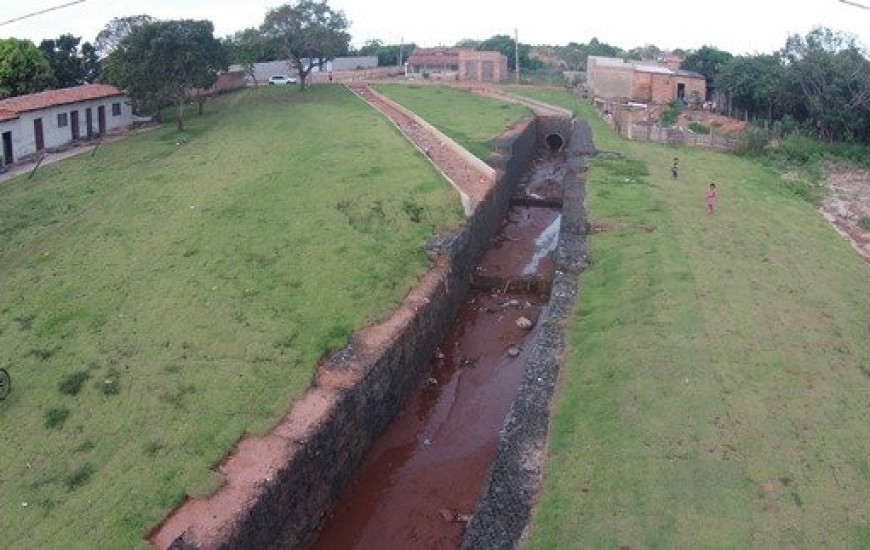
xmin=545 ymin=133 xmax=564 ymax=151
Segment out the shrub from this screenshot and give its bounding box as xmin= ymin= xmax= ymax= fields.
xmin=58 ymin=371 xmax=91 ymax=396
xmin=45 ymin=407 xmax=70 ymax=429
xmin=688 ymin=121 xmax=710 ymax=135
xmin=660 ymin=99 xmax=681 ymax=127
xmin=780 ymin=134 xmax=823 ymax=164
xmin=858 ymin=216 xmax=870 ymax=231
xmin=64 ymin=463 xmax=95 ymax=490
xmin=735 ymin=126 xmax=770 ymax=156
xmin=100 ymin=368 xmax=121 ymax=395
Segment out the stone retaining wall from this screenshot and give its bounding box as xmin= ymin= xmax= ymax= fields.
xmin=164 ymin=116 xmax=542 ymax=550
xmin=461 ymin=119 xmax=594 ymax=549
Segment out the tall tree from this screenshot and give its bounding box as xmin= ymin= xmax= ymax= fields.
xmin=715 ymin=54 xmax=785 ymax=121
xmin=94 ymin=15 xmax=155 ymax=58
xmin=39 ymin=34 xmax=100 ymax=87
xmin=224 ymin=27 xmax=283 ymax=84
xmin=0 ymin=38 xmax=54 ymax=98
xmin=104 ymin=20 xmax=228 ymax=131
xmin=356 ymin=39 xmax=414 ymax=66
xmin=681 ymin=45 xmax=733 ymax=98
xmin=780 ymin=27 xmax=870 ymax=142
xmin=477 ymin=34 xmax=543 ymax=72
xmin=260 ymin=0 xmax=351 ymax=90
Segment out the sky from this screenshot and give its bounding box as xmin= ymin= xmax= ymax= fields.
xmin=1 ymin=0 xmax=869 ymax=56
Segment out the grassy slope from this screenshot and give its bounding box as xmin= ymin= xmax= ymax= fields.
xmin=373 ymin=83 xmax=530 ymax=160
xmin=0 ymin=85 xmax=470 ymax=547
xmin=507 ymin=87 xmax=870 ymax=548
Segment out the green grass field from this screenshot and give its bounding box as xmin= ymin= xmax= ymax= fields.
xmin=506 ymin=87 xmax=870 ymax=547
xmin=0 ymin=84 xmax=480 ymax=547
xmin=374 ymin=83 xmax=530 ymax=160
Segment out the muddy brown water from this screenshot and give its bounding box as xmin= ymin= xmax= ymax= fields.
xmin=309 ymin=151 xmax=565 ymax=550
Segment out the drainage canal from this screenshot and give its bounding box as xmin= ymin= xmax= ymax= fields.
xmin=309 ymin=147 xmax=568 ymax=549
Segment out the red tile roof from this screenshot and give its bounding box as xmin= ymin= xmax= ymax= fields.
xmin=0 ymin=109 xmax=18 ymax=122
xmin=0 ymin=84 xmax=125 ymax=115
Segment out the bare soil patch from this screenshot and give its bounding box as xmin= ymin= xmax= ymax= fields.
xmin=820 ymin=163 xmax=870 ymax=263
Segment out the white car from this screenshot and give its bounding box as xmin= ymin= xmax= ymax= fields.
xmin=268 ymin=75 xmax=297 ymax=85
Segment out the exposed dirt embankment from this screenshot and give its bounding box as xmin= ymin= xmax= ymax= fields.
xmin=821 ymin=163 xmax=870 ymax=263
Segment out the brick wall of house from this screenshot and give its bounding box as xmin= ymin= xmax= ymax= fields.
xmin=650 ymin=74 xmax=674 ymax=103
xmin=679 ymin=76 xmax=707 ymax=103
xmin=632 ymin=72 xmax=654 ymax=102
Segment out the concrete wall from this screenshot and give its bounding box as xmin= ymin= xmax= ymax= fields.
xmin=165 ymin=117 xmax=542 ymax=550
xmin=1 ymin=97 xmax=132 ymax=163
xmin=587 ymin=56 xmax=633 ymax=99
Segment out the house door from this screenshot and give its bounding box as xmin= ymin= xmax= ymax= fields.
xmin=85 ymin=107 xmax=93 ymax=138
xmin=97 ymin=105 xmax=106 ymax=135
xmin=482 ymin=61 xmax=494 ymax=82
xmin=2 ymin=131 xmax=12 ymax=164
xmin=34 ymin=118 xmax=44 ymax=151
xmin=677 ymin=83 xmax=686 ymax=102
xmin=71 ymin=110 xmax=80 ymax=139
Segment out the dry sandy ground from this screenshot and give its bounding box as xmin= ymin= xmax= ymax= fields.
xmin=820 ymin=163 xmax=870 ymax=263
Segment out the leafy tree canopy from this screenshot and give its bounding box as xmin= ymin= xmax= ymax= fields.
xmin=94 ymin=14 xmax=156 ymax=58
xmin=476 ymin=34 xmax=543 ymax=71
xmin=260 ymin=0 xmax=351 ymax=90
xmin=681 ymin=45 xmax=733 ymax=82
xmin=355 ymin=39 xmax=415 ymax=67
xmin=39 ymin=34 xmax=100 ymax=87
xmin=0 ymin=38 xmax=54 ymax=98
xmin=104 ymin=19 xmax=228 ymax=131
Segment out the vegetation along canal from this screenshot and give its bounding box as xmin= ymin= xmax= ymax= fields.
xmin=309 ymin=147 xmax=568 ymax=549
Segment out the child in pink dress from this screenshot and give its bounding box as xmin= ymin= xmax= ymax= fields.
xmin=706 ymin=183 xmax=716 ymax=214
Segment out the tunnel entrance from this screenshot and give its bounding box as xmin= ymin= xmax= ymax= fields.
xmin=545 ymin=133 xmax=564 ymax=151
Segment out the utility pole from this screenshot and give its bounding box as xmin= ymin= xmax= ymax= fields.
xmin=514 ymin=28 xmax=520 ymax=85
xmin=398 ymin=38 xmax=404 ymax=69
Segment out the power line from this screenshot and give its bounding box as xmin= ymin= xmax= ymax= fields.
xmin=0 ymin=0 xmax=87 ymax=28
xmin=840 ymin=0 xmax=870 ymax=10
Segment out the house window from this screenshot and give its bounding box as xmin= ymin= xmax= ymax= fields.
xmin=111 ymin=102 xmax=121 ymax=116
xmin=57 ymin=112 xmax=69 ymax=128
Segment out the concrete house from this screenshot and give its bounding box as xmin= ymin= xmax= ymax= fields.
xmin=0 ymin=83 xmax=132 ymax=166
xmin=406 ymin=47 xmax=508 ymax=82
xmin=587 ymin=55 xmax=706 ymax=104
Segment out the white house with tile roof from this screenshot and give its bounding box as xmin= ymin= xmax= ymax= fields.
xmin=0 ymin=84 xmax=132 ymax=167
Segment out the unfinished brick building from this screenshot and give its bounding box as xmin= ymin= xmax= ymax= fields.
xmin=587 ymin=55 xmax=706 ymax=104
xmin=406 ymin=47 xmax=508 ymax=82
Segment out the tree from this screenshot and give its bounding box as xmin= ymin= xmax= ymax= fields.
xmin=224 ymin=27 xmax=284 ymax=85
xmin=95 ymin=15 xmax=155 ymax=58
xmin=39 ymin=34 xmax=100 ymax=87
xmin=81 ymin=42 xmax=100 ymax=83
xmin=780 ymin=27 xmax=870 ymax=142
xmin=715 ymin=54 xmax=785 ymax=121
xmin=260 ymin=0 xmax=351 ymax=90
xmin=104 ymin=20 xmax=228 ymax=131
xmin=477 ymin=34 xmax=543 ymax=72
xmin=355 ymin=39 xmax=414 ymax=67
xmin=554 ymin=42 xmax=586 ymax=71
xmin=0 ymin=38 xmax=54 ymax=98
xmin=626 ymin=44 xmax=663 ymax=61
xmin=681 ymin=45 xmax=733 ymax=98
xmin=586 ymin=38 xmax=623 ymax=59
